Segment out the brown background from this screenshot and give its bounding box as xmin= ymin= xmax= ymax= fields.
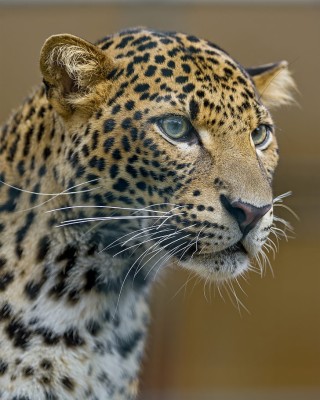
xmin=0 ymin=3 xmax=319 ymax=399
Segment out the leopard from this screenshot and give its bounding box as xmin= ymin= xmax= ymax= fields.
xmin=0 ymin=27 xmax=295 ymax=399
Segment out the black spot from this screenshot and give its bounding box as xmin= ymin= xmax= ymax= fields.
xmin=134 ymin=83 xmax=150 ymax=93
xmin=224 ymin=67 xmax=233 ymax=76
xmin=125 ymin=100 xmax=135 ymax=110
xmin=89 ymin=156 xmax=106 ymax=172
xmin=56 ymin=245 xmax=77 ymax=265
xmin=45 ymin=391 xmax=58 ymax=400
xmin=36 ymin=235 xmax=50 ymax=262
xmin=61 ymin=375 xmax=75 ymax=391
xmin=6 ymin=319 xmax=31 ymax=349
xmin=40 ymin=359 xmax=52 ymax=370
xmin=189 ymin=99 xmax=199 ymax=120
xmin=23 ymin=127 xmax=34 ymax=157
xmin=104 ymin=119 xmax=116 ymax=133
xmin=136 ymin=181 xmax=146 ymax=191
xmin=23 ymin=366 xmax=34 ymax=377
xmin=161 ymin=68 xmax=173 ymax=77
xmin=137 ymin=41 xmax=157 ymax=51
xmin=0 ymin=303 xmax=12 ymax=320
xmin=145 ymin=65 xmax=157 ymax=77
xmin=237 ymin=76 xmax=247 ymax=85
xmin=121 ymin=118 xmax=132 ymax=130
xmin=103 ymin=137 xmax=115 ymax=153
xmin=15 ymin=211 xmax=35 ymax=244
xmin=154 ymin=55 xmax=165 ymax=64
xmin=176 ymin=76 xmax=188 ymax=84
xmin=109 ymin=164 xmax=119 ymax=179
xmin=42 ymin=146 xmax=51 ymax=160
xmin=182 ymin=63 xmax=191 ymax=73
xmin=112 ymin=148 xmax=122 ymax=160
xmin=196 ymin=90 xmax=205 ymax=98
xmin=84 ymin=268 xmax=99 ymax=291
xmin=126 ymin=164 xmax=138 ymax=178
xmin=0 ymin=359 xmax=8 ymax=375
xmin=183 ymin=83 xmax=195 ymax=93
xmin=86 ymin=319 xmax=102 ymax=336
xmin=0 ymin=272 xmax=14 ymax=291
xmin=24 ymin=280 xmax=42 ymax=300
xmin=112 ymin=104 xmax=121 ymax=115
xmin=0 ymin=257 xmax=7 ymax=269
xmin=116 ymin=331 xmax=143 ymax=358
xmin=63 ymin=327 xmax=84 ymax=347
xmin=133 ymin=111 xmax=143 ymax=120
xmin=193 ymin=190 xmax=201 ymax=196
xmin=16 ymin=160 xmax=26 ymax=177
xmin=113 ymin=178 xmax=129 ymax=192
xmin=36 ymin=327 xmax=60 ymax=345
xmin=116 ymin=35 xmax=134 ymax=49
xmin=38 ymin=164 xmax=47 ymax=177
xmin=197 ymin=205 xmax=205 ymax=211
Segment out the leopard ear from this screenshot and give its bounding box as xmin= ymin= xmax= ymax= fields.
xmin=247 ymin=61 xmax=296 ymax=109
xmin=40 ymin=34 xmax=115 ymax=118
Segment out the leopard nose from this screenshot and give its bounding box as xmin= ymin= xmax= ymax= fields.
xmin=220 ymin=195 xmax=272 ymax=236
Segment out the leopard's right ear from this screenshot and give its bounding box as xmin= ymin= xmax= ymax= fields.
xmin=40 ymin=34 xmax=115 ymax=119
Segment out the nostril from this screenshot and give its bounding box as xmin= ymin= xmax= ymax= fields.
xmin=220 ymin=194 xmax=271 ymax=236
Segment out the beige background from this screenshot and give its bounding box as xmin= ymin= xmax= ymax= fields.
xmin=0 ymin=3 xmax=319 ymax=399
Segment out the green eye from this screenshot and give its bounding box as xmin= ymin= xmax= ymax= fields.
xmin=251 ymin=125 xmax=272 ymax=149
xmin=157 ymin=115 xmax=197 ymax=143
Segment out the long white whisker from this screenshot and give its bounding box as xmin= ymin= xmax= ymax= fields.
xmin=112 ymin=228 xmax=177 ymax=258
xmin=46 ymin=205 xmax=169 ymax=215
xmin=56 ymin=214 xmax=184 ymax=228
xmin=135 ymin=233 xmax=193 ymax=279
xmin=0 ymin=178 xmax=100 ymax=196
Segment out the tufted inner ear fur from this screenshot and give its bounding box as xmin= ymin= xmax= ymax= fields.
xmin=40 ymin=34 xmax=115 ymax=118
xmin=247 ymin=61 xmax=296 ymax=109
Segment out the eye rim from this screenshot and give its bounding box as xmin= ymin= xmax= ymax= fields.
xmin=251 ymin=124 xmax=273 ymax=150
xmin=156 ymin=114 xmax=199 ymax=145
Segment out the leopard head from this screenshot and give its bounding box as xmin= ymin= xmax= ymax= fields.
xmin=40 ymin=29 xmax=295 ymax=282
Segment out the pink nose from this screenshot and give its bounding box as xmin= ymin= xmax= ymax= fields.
xmin=220 ymin=195 xmax=271 ymax=236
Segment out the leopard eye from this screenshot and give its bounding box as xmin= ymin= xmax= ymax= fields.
xmin=251 ymin=124 xmax=273 ymax=149
xmin=157 ymin=115 xmax=197 ymax=143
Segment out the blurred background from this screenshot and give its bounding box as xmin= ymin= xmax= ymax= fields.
xmin=0 ymin=1 xmax=319 ymax=399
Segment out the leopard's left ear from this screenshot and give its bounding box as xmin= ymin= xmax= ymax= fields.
xmin=40 ymin=34 xmax=115 ymax=119
xmin=247 ymin=61 xmax=296 ymax=109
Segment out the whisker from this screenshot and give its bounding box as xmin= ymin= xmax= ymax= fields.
xmin=56 ymin=213 xmax=184 ymax=228
xmin=273 ymin=191 xmax=292 ymax=204
xmin=151 ymin=239 xmax=198 ymax=281
xmin=46 ymin=205 xmax=170 ymax=215
xmin=112 ymin=227 xmax=177 ymax=258
xmin=136 ymin=233 xmax=193 ymax=279
xmin=6 ymin=179 xmax=101 ymax=213
xmin=273 ymin=203 xmax=299 ymax=221
xmin=169 ymin=271 xmax=195 ymax=303
xmin=99 ymin=225 xmax=164 ymax=253
xmin=0 ymin=177 xmax=100 ymax=196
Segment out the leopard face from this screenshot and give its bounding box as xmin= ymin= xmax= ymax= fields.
xmin=37 ymin=28 xmax=294 ymax=283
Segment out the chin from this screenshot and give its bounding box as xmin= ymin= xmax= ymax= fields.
xmin=179 ymin=242 xmax=250 ymax=282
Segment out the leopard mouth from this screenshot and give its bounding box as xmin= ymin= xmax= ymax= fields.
xmin=147 ymin=227 xmax=250 ymax=281
xmin=180 ymin=240 xmax=248 ymax=260
xmin=178 ymin=240 xmax=250 ymax=282
xmin=218 ymin=241 xmax=248 ymax=256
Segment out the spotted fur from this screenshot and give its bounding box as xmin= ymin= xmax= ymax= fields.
xmin=0 ymin=28 xmax=295 ymax=399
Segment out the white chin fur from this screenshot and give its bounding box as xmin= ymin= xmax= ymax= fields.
xmin=179 ymin=250 xmax=249 ymax=282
